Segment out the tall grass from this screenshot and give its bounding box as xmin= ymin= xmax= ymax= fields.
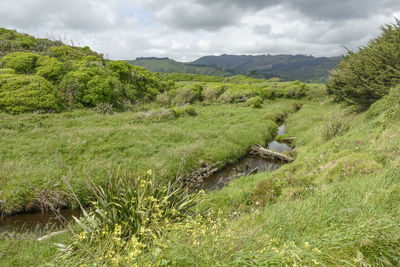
xmin=59 ymin=169 xmax=205 ymax=266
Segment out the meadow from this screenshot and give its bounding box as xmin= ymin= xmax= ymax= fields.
xmin=2 ymin=21 xmax=400 ymax=266
xmin=0 ymin=100 xmax=299 ymax=214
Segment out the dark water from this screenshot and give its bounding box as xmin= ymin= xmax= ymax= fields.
xmin=0 ymin=209 xmax=82 ymax=230
xmin=202 ymin=125 xmax=292 ymax=190
xmin=268 ymin=125 xmax=292 ymax=153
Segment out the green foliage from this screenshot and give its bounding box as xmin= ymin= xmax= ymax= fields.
xmin=36 ymin=56 xmax=64 ymax=83
xmin=68 ymin=171 xmax=203 ymax=257
xmin=0 ymin=68 xmax=15 ymax=74
xmin=366 ymin=85 xmax=400 ymax=121
xmin=0 ymin=28 xmax=62 ymax=57
xmin=245 ymin=96 xmax=263 ymax=108
xmin=1 ymin=52 xmax=41 ymax=73
xmin=0 ymin=74 xmax=60 ymax=114
xmin=48 ymin=45 xmax=102 ymax=62
xmin=321 ymin=110 xmax=350 ymax=141
xmin=0 ymin=102 xmax=296 ymax=214
xmin=94 ymin=103 xmax=114 ymax=114
xmin=171 ymin=105 xmax=198 ymax=117
xmin=58 ymin=70 xmax=91 ymax=106
xmin=328 ymin=20 xmax=400 ymax=109
xmin=172 ymin=84 xmax=202 ymax=106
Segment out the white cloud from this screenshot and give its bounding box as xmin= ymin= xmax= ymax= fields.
xmin=0 ymin=0 xmax=399 ymax=61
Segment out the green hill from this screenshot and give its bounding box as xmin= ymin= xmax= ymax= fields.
xmin=126 ymin=57 xmax=234 ymax=76
xmin=128 ymin=54 xmax=341 ymax=82
xmin=194 ymin=54 xmax=341 ymax=82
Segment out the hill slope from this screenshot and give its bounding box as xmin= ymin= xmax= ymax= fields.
xmin=126 ymin=57 xmax=234 ymax=76
xmin=194 ymin=54 xmax=341 ymax=82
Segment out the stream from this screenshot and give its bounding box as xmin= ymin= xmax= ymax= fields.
xmin=202 ymin=125 xmax=292 ymax=190
xmin=0 ymin=125 xmax=292 ymax=230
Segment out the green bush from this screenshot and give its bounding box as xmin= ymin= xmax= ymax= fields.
xmin=366 ymin=85 xmax=400 ymax=121
xmin=202 ymin=84 xmax=226 ymax=102
xmin=245 ymin=96 xmax=263 ymax=108
xmin=0 ymin=74 xmax=60 ymax=114
xmin=172 ymin=85 xmax=202 ymax=106
xmin=328 ymin=20 xmax=400 ymax=109
xmin=36 ymin=56 xmax=64 ymax=83
xmin=58 ymin=70 xmax=91 ymax=106
xmin=171 ymin=105 xmax=198 ymax=117
xmin=321 ymin=111 xmax=350 ymax=141
xmin=0 ymin=68 xmax=15 ymax=74
xmin=71 ymin=171 xmax=202 ymax=246
xmin=83 ymin=75 xmax=123 ymax=106
xmin=155 ymin=92 xmax=170 ymax=106
xmin=1 ymin=52 xmax=41 ymax=73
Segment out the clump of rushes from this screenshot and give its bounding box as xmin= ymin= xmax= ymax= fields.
xmin=63 ymin=169 xmax=204 ymax=265
xmin=321 ymin=110 xmax=350 ymax=141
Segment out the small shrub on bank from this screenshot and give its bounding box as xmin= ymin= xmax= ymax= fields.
xmin=171 ymin=105 xmax=198 ymax=117
xmin=94 ymin=103 xmax=114 ymax=114
xmin=155 ymin=92 xmax=170 ymax=106
xmin=366 ymin=85 xmax=400 ymax=121
xmin=321 ymin=111 xmax=350 ymax=141
xmin=64 ymin=171 xmax=203 ymax=264
xmin=245 ymin=96 xmax=263 ymax=108
xmin=172 ymin=85 xmax=202 ymax=106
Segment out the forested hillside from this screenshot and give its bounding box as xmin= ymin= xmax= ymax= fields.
xmin=194 ymin=54 xmax=341 ymax=82
xmin=127 ymin=57 xmax=233 ymax=76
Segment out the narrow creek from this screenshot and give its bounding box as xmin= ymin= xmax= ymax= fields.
xmin=201 ymin=125 xmax=292 ymax=190
xmin=0 ymin=125 xmax=293 ymax=230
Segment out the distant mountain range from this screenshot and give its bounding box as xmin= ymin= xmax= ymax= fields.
xmin=127 ymin=54 xmax=341 ymax=82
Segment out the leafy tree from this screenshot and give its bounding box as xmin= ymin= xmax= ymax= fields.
xmin=328 ymin=19 xmax=400 ymax=109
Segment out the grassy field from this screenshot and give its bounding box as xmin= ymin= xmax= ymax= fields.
xmin=0 ymin=100 xmax=299 ymax=214
xmin=140 ymin=101 xmax=400 ymax=266
xmin=2 ymin=98 xmax=400 ymax=266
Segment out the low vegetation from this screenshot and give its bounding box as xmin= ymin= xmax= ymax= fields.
xmin=2 ymin=20 xmax=400 ymax=266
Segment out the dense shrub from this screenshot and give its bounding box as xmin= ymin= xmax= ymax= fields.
xmin=366 ymin=85 xmax=400 ymax=121
xmin=0 ymin=68 xmax=15 ymax=74
xmin=202 ymin=84 xmax=226 ymax=102
xmin=58 ymin=70 xmax=91 ymax=106
xmin=171 ymin=105 xmax=198 ymax=117
xmin=1 ymin=52 xmax=40 ymax=73
xmin=245 ymin=96 xmax=263 ymax=108
xmin=0 ymin=74 xmax=60 ymax=113
xmin=172 ymin=85 xmax=202 ymax=106
xmin=155 ymin=92 xmax=170 ymax=106
xmin=48 ymin=45 xmax=101 ymax=62
xmin=328 ymin=20 xmax=400 ymax=109
xmin=36 ymin=56 xmax=64 ymax=83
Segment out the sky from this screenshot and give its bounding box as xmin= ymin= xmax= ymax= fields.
xmin=1 ymin=0 xmax=400 ymax=62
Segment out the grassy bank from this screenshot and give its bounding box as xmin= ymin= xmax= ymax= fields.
xmin=142 ymin=101 xmax=400 ymax=266
xmin=0 ymin=100 xmax=299 ymax=214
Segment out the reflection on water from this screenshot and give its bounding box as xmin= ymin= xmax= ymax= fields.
xmin=203 ymin=125 xmax=292 ymax=191
xmin=202 ymin=156 xmax=282 ymax=190
xmin=0 ymin=209 xmax=82 ymax=230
